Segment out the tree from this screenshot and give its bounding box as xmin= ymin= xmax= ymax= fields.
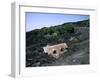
xmin=63 ymin=24 xmax=75 ymax=33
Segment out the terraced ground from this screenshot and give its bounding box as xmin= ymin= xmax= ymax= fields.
xmin=26 ymin=20 xmax=89 ymax=67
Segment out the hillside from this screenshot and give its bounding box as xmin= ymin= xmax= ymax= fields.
xmin=26 ymin=19 xmax=89 ymax=67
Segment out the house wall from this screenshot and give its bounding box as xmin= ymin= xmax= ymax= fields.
xmin=43 ymin=43 xmax=68 ymax=58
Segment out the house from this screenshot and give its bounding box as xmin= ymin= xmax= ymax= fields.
xmin=43 ymin=43 xmax=68 ymax=59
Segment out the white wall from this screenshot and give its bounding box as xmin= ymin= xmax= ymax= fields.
xmin=0 ymin=0 xmax=100 ymax=80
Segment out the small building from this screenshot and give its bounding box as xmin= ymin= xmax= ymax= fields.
xmin=43 ymin=43 xmax=68 ymax=59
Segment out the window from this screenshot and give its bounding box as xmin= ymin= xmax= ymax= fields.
xmin=53 ymin=50 xmax=57 ymax=54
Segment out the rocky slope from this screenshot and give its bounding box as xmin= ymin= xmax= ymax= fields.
xmin=26 ymin=19 xmax=89 ymax=67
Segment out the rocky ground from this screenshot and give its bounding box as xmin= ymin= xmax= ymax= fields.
xmin=26 ymin=26 xmax=89 ymax=67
